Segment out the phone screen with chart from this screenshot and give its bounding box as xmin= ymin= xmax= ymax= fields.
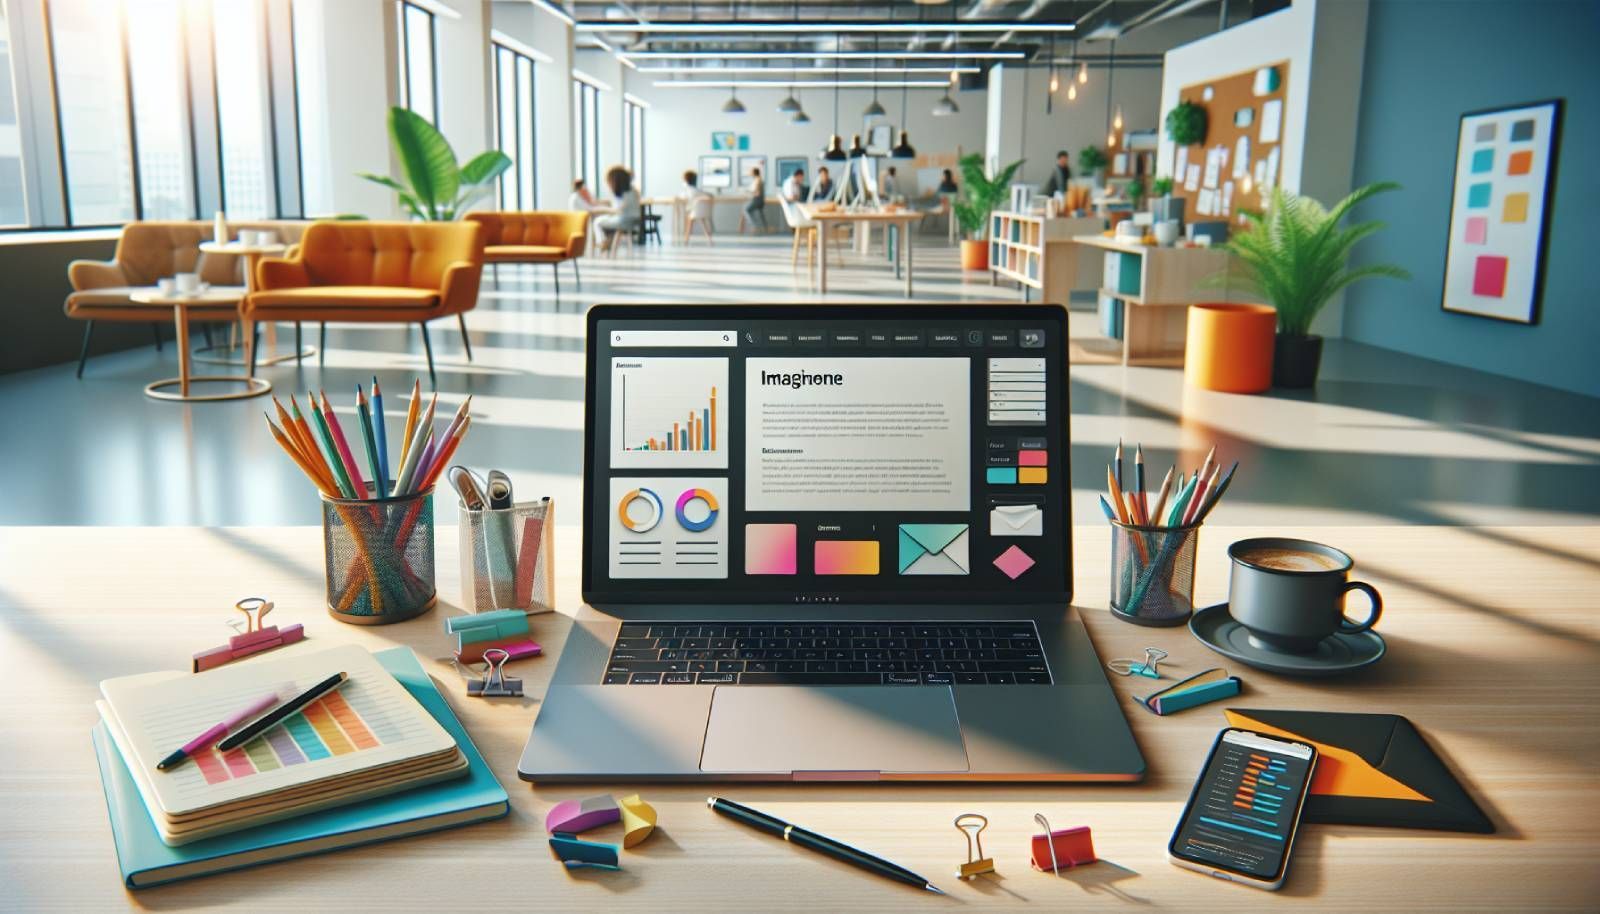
xmin=1169 ymin=729 xmax=1316 ymax=881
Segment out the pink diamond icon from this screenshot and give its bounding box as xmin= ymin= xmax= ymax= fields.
xmin=993 ymin=545 xmax=1036 ymax=580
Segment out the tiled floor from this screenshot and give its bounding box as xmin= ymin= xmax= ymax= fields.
xmin=3 ymin=233 xmax=1597 ymax=526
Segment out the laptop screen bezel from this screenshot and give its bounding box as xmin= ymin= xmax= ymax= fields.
xmin=582 ymin=302 xmax=1072 ymax=606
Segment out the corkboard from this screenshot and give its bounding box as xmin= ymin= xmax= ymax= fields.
xmin=1171 ymin=61 xmax=1289 ymax=224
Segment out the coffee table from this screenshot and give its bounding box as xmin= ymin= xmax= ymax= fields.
xmin=192 ymin=241 xmax=315 ymax=367
xmin=130 ymin=286 xmax=271 ymax=402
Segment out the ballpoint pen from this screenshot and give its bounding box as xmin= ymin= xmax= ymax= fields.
xmin=708 ymin=796 xmax=944 ymax=895
xmin=156 ymin=692 xmax=280 ymax=771
xmin=216 ymin=672 xmax=349 ymax=752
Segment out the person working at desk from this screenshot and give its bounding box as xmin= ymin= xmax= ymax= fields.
xmin=781 ymin=168 xmax=806 ymax=204
xmin=1040 ymin=151 xmax=1073 ymax=198
xmin=568 ymin=178 xmax=598 ymax=211
xmin=680 ymin=170 xmax=714 ymax=244
xmin=809 ymin=167 xmax=834 ymax=202
xmin=881 ymin=166 xmax=901 ymax=201
xmin=744 ymin=168 xmax=770 ymax=234
xmin=595 ymin=166 xmax=641 ymax=253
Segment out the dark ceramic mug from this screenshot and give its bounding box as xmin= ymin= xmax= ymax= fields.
xmin=1226 ymin=537 xmax=1382 ymax=653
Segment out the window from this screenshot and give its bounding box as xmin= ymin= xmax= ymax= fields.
xmin=0 ymin=1 xmax=25 ymax=226
xmin=214 ymin=0 xmax=273 ymax=219
xmin=396 ymin=1 xmax=437 ymax=126
xmin=574 ymin=78 xmax=600 ymax=190
xmin=624 ymin=97 xmax=644 ymax=193
xmin=48 ymin=0 xmax=137 ymax=224
xmin=126 ymin=0 xmax=192 ymax=220
xmin=293 ymin=0 xmax=332 ymax=216
xmin=492 ymin=41 xmax=536 ymax=210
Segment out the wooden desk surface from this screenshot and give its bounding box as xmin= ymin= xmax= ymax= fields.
xmin=804 ymin=207 xmax=926 ymax=223
xmin=2 ymin=524 xmax=1596 ymax=911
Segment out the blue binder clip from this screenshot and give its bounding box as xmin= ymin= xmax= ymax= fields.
xmin=1137 ymin=668 xmax=1241 ymax=716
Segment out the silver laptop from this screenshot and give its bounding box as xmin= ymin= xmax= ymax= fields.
xmin=518 ymin=303 xmax=1144 ymax=782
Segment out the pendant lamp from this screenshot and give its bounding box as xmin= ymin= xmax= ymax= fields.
xmin=722 ymin=89 xmax=745 ymax=114
xmin=890 ymin=86 xmax=916 ymax=158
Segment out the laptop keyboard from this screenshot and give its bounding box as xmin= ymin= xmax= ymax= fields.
xmin=602 ymin=621 xmax=1052 ymax=686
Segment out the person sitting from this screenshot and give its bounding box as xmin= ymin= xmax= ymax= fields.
xmin=781 ymin=168 xmax=806 ymax=204
xmin=595 ymin=166 xmax=641 ymax=253
xmin=809 ymin=166 xmax=835 ymax=203
xmin=881 ymin=166 xmax=900 ymax=200
xmin=743 ymin=168 xmax=770 ymax=233
xmin=1040 ymin=150 xmax=1073 ymax=198
xmin=681 ymin=170 xmax=714 ymax=244
xmin=568 ymin=178 xmax=598 ymax=211
xmin=937 ymin=168 xmax=959 ymax=194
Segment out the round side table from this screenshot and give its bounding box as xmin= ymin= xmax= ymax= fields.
xmin=192 ymin=241 xmax=315 ymax=367
xmin=131 ymin=287 xmax=271 ymax=402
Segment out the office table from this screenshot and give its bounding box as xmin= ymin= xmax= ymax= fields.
xmin=1 ymin=524 xmax=1595 ymax=911
xmin=803 ymin=208 xmax=926 ymax=296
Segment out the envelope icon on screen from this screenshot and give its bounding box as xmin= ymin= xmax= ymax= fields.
xmin=990 ymin=504 xmax=1044 ymax=537
xmin=898 ymin=524 xmax=970 ymax=575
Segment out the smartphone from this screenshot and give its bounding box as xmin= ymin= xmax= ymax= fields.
xmin=1168 ymin=728 xmax=1318 ymax=891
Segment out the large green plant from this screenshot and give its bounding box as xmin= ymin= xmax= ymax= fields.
xmin=953 ymin=153 xmax=1024 ymax=240
xmin=358 ymin=107 xmax=511 ymax=220
xmin=1218 ymin=182 xmax=1411 ymax=337
xmin=1078 ymin=145 xmax=1108 ymax=173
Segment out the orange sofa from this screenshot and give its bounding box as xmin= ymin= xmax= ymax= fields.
xmin=463 ymin=211 xmax=589 ymax=295
xmin=242 ymin=221 xmax=485 ymax=385
xmin=64 ymin=220 xmax=307 ymax=377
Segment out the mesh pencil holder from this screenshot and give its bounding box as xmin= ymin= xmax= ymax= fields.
xmin=458 ymin=498 xmax=555 ymax=614
xmin=321 ymin=485 xmax=437 ymax=625
xmin=1109 ymin=520 xmax=1199 ymax=627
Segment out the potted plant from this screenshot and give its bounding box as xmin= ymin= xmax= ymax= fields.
xmin=1078 ymin=145 xmax=1109 ymax=187
xmin=1151 ymin=176 xmax=1174 ymax=200
xmin=1126 ymin=177 xmax=1147 ymax=211
xmin=1165 ymin=101 xmax=1207 ymax=147
xmin=1218 ymin=182 xmax=1411 ymax=387
xmin=1150 ymin=175 xmax=1182 ymax=226
xmin=358 ymin=107 xmax=512 ymax=220
xmin=953 ymin=152 xmax=1024 ymax=272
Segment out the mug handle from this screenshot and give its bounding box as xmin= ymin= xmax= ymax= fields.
xmin=1338 ymin=581 xmax=1382 ymax=634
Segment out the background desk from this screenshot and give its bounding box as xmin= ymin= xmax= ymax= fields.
xmin=1 ymin=524 xmax=1595 ymax=911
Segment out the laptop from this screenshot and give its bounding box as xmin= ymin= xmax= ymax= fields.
xmin=518 ymin=303 xmax=1145 ymax=782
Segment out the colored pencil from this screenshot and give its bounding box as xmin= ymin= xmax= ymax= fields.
xmin=372 ymin=377 xmax=390 ymax=489
xmin=1113 ymin=439 xmax=1124 ymax=491
xmin=400 ymin=379 xmax=422 ymax=465
xmin=439 ymin=395 xmax=473 ymax=443
xmin=321 ymin=391 xmax=368 ymax=497
xmin=1105 ymin=465 xmax=1130 ymax=524
xmin=307 ymin=393 xmax=357 ymax=498
xmin=265 ymin=415 xmax=338 ymax=497
xmin=1167 ymin=474 xmax=1198 ymax=527
xmin=1096 ymin=494 xmax=1118 ymax=522
xmin=1194 ymin=461 xmax=1240 ymax=525
xmin=1184 ymin=463 xmax=1222 ymax=526
xmin=356 ymin=386 xmax=383 ymax=495
xmin=270 ymin=396 xmax=328 ymax=492
xmin=1134 ymin=444 xmax=1146 ymax=520
xmin=392 ymin=394 xmax=438 ymax=496
xmin=417 ymin=416 xmax=470 ymax=492
xmin=1148 ymin=466 xmax=1175 ymax=526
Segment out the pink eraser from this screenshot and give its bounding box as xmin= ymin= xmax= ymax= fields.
xmin=546 ymin=795 xmax=621 ymax=835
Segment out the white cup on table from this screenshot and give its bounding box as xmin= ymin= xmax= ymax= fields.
xmin=175 ymin=272 xmax=200 ymax=294
xmin=157 ymin=277 xmax=177 ymax=296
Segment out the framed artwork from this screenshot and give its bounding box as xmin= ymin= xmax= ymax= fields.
xmin=1442 ymin=99 xmax=1562 ymax=324
xmin=737 ymin=154 xmax=768 ymax=189
xmin=710 ymin=132 xmax=749 ymax=152
xmin=699 ymin=154 xmax=733 ymax=189
xmin=775 ymin=156 xmax=808 ymax=185
xmin=866 ymin=125 xmax=893 ymax=157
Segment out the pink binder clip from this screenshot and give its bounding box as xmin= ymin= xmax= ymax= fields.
xmin=192 ymin=597 xmax=306 ymax=672
xmin=1030 ymin=813 xmax=1096 ymax=873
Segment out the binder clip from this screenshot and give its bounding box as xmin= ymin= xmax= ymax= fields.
xmin=456 ymin=648 xmax=521 ymax=697
xmin=192 ymin=597 xmax=305 ymax=673
xmin=954 ymin=813 xmax=996 ymax=880
xmin=1030 ymin=813 xmax=1096 ymax=873
xmin=1136 ymin=668 xmax=1240 ymax=716
xmin=1107 ymin=647 xmax=1167 ymax=679
xmin=446 ymin=608 xmax=542 ymax=664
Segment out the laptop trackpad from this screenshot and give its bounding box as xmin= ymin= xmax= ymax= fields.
xmin=699 ymin=687 xmax=969 ymax=775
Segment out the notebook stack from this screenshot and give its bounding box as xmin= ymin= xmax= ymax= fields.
xmin=93 ymin=644 xmax=509 ymax=888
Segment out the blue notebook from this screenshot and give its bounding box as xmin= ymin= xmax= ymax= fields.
xmin=93 ymin=647 xmax=509 ymax=889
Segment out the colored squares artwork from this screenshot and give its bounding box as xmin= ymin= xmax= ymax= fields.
xmin=744 ymin=523 xmax=797 ymax=575
xmin=1470 ymin=149 xmax=1493 ymax=173
xmin=191 ymin=694 xmax=382 ymax=785
xmin=1507 ymin=150 xmax=1532 ymax=175
xmin=1464 ymin=216 xmax=1487 ymax=245
xmin=1473 ymin=256 xmax=1508 ymax=298
xmin=814 ymin=540 xmax=879 ymax=575
xmin=1474 ymin=123 xmax=1496 ymax=142
xmin=1510 ymin=119 xmax=1534 ymax=142
xmin=1502 ymin=192 xmax=1529 ymax=224
xmin=1466 ymin=183 xmax=1491 ymax=208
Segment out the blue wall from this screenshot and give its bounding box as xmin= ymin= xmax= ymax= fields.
xmin=1343 ymin=0 xmax=1600 ymax=398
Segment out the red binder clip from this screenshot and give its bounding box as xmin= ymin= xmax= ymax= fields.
xmin=1030 ymin=813 xmax=1095 ymax=873
xmin=192 ymin=597 xmax=306 ymax=672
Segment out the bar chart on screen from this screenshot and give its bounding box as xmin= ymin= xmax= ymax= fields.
xmin=611 ymin=357 xmax=728 ymax=469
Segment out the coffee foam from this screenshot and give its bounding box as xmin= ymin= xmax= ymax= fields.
xmin=1237 ymin=547 xmax=1341 ymax=572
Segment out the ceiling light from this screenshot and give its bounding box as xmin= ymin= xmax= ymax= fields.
xmin=636 ymin=65 xmax=981 ymax=74
xmin=1067 ymin=83 xmax=1077 ymax=100
xmin=1113 ymin=108 xmax=1123 ymax=130
xmin=654 ymin=80 xmax=951 ymax=89
xmin=864 ymin=98 xmax=887 ymax=117
xmin=576 ymin=21 xmax=1077 ymax=34
xmin=1107 ymin=130 xmax=1116 ymax=146
xmin=619 ymin=50 xmax=1025 ymax=60
xmin=891 ymin=130 xmax=916 ymax=159
xmin=777 ymin=89 xmax=801 ymax=113
xmin=1050 ymin=72 xmax=1059 ymax=93
xmin=933 ymin=92 xmax=959 ymax=116
xmin=792 ymin=108 xmax=811 ymax=124
xmin=1078 ymin=62 xmax=1088 ymax=84
xmin=722 ymin=90 xmax=745 ymax=114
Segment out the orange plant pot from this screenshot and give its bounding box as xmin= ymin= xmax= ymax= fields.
xmin=1184 ymin=302 xmax=1277 ymax=393
xmin=960 ymin=239 xmax=989 ymax=271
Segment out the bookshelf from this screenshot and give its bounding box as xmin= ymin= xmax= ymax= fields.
xmin=1073 ymin=235 xmax=1247 ymax=366
xmin=989 ymin=213 xmax=1103 ymax=304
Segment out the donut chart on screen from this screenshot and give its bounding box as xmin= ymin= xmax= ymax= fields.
xmin=675 ymin=488 xmax=720 ymax=532
xmin=617 ymin=487 xmax=663 ymax=532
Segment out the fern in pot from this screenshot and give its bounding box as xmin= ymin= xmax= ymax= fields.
xmin=953 ymin=152 xmax=1024 ymax=272
xmin=1220 ymin=182 xmax=1410 ymax=387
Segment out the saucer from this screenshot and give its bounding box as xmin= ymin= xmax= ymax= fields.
xmin=1189 ymin=603 xmax=1386 ymax=677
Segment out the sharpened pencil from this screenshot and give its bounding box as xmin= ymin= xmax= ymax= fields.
xmin=372 ymin=377 xmax=390 ymax=489
xmin=1148 ymin=466 xmax=1175 ymax=527
xmin=399 ymin=378 xmax=422 ymax=465
xmin=308 ymin=392 xmax=357 ymax=498
xmin=1106 ymin=465 xmax=1130 ymax=524
xmin=356 ymin=386 xmax=383 ymax=496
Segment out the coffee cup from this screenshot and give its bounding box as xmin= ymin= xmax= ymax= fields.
xmin=1226 ymin=537 xmax=1381 ymax=653
xmin=156 ymin=277 xmax=177 ymax=296
xmin=174 ymin=272 xmax=200 ymax=294
xmin=256 ymin=230 xmax=278 ymax=246
xmin=240 ymin=229 xmax=262 ymax=247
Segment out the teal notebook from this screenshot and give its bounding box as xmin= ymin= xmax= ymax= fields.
xmin=93 ymin=647 xmax=509 ymax=889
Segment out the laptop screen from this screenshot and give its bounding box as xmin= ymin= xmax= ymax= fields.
xmin=584 ymin=304 xmax=1071 ymax=604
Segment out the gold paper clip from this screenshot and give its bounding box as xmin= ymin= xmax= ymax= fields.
xmin=955 ymin=813 xmax=995 ymax=879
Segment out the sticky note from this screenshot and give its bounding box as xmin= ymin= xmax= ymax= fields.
xmin=993 ymin=545 xmax=1036 ymax=580
xmin=1018 ymin=467 xmax=1048 ymax=485
xmin=1510 ymin=119 xmax=1534 ymax=142
xmin=986 ymin=467 xmax=1018 ymax=485
xmin=618 ymin=794 xmax=657 ymax=848
xmin=815 ymin=540 xmax=879 ymax=575
xmin=1472 ymin=256 xmax=1508 ymax=298
xmin=1507 ymin=150 xmax=1533 ymax=175
xmin=1470 ymin=149 xmax=1493 ymax=174
xmin=1502 ymin=192 xmax=1529 ymax=223
xmin=1466 ymin=183 xmax=1491 ymax=208
xmin=745 ymin=523 xmax=797 ymax=575
xmin=1464 ymin=216 xmax=1487 ymax=244
xmin=1018 ymin=450 xmax=1048 ymax=467
xmin=546 ymin=795 xmax=620 ymax=834
xmin=1474 ymin=122 xmax=1496 ymax=143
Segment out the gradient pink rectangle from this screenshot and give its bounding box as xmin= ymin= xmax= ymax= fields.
xmin=1464 ymin=216 xmax=1487 ymax=244
xmin=1018 ymin=450 xmax=1048 ymax=467
xmin=1473 ymin=255 xmax=1508 ymax=298
xmin=745 ymin=523 xmax=797 ymax=575
xmin=814 ymin=540 xmax=880 ymax=575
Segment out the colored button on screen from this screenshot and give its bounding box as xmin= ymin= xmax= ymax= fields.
xmin=1018 ymin=467 xmax=1048 ymax=485
xmin=986 ymin=468 xmax=1018 ymax=485
xmin=1018 ymin=449 xmax=1047 ymax=467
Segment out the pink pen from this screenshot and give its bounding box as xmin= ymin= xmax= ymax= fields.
xmin=156 ymin=692 xmax=281 ymax=771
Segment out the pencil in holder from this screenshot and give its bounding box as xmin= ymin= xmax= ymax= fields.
xmin=1109 ymin=520 xmax=1198 ymax=627
xmin=459 ymin=497 xmax=555 ymax=614
xmin=321 ymin=485 xmax=437 ymax=625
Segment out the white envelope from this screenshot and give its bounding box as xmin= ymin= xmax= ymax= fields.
xmin=990 ymin=503 xmax=1044 ymax=537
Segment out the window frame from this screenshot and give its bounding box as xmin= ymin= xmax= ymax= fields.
xmin=396 ymin=0 xmax=439 ymax=127
xmin=492 ymin=39 xmax=537 ymax=210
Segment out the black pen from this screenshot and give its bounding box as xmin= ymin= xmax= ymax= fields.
xmin=708 ymin=797 xmax=944 ymax=895
xmin=215 ymin=672 xmax=349 ymax=752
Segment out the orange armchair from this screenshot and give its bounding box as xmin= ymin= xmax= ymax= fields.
xmin=242 ymin=221 xmax=485 ymax=385
xmin=464 ymin=211 xmax=589 ymax=296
